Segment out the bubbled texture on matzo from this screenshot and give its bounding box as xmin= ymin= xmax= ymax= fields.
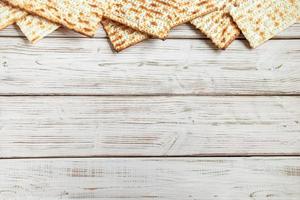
xmin=104 ymin=0 xmax=217 ymax=39
xmin=2 ymin=0 xmax=104 ymax=36
xmin=17 ymin=15 xmax=59 ymax=43
xmin=102 ymin=18 xmax=148 ymax=52
xmin=230 ymin=0 xmax=298 ymax=48
xmin=0 ymin=1 xmax=27 ymax=30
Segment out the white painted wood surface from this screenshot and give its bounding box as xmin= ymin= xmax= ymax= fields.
xmin=0 ymin=96 xmax=300 ymax=158
xmin=0 ymin=157 xmax=299 ymax=200
xmin=0 ymin=39 xmax=299 ymax=95
xmin=0 ymin=21 xmax=299 ymax=199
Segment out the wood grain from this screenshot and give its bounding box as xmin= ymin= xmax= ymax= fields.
xmin=0 ymin=157 xmax=299 ymax=200
xmin=0 ymin=19 xmax=299 ymax=200
xmin=0 ymin=38 xmax=299 ymax=95
xmin=1 ymin=96 xmax=299 ymax=158
xmin=1 ymin=23 xmax=300 ymax=38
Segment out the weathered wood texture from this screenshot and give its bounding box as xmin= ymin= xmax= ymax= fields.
xmin=0 ymin=19 xmax=300 ymax=200
xmin=1 ymin=23 xmax=300 ymax=38
xmin=0 ymin=157 xmax=299 ymax=200
xmin=1 ymin=96 xmax=299 ymax=158
xmin=0 ymin=38 xmax=299 ymax=95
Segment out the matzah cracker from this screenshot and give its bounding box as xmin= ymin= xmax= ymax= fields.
xmin=230 ymin=0 xmax=298 ymax=48
xmin=191 ymin=0 xmax=240 ymax=49
xmin=102 ymin=18 xmax=148 ymax=52
xmin=2 ymin=0 xmax=104 ymax=36
xmin=104 ymin=0 xmax=217 ymax=39
xmin=0 ymin=1 xmax=27 ymax=30
xmin=17 ymin=15 xmax=59 ymax=43
xmin=297 ymin=0 xmax=300 ymax=23
xmin=191 ymin=9 xmax=240 ymax=49
xmin=173 ymin=0 xmax=217 ymax=26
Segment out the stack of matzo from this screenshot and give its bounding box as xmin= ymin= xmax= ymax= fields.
xmin=0 ymin=0 xmax=298 ymax=51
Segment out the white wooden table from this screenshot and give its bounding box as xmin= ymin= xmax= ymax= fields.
xmin=0 ymin=23 xmax=300 ymax=200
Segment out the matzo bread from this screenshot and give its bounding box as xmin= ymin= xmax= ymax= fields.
xmin=191 ymin=9 xmax=240 ymax=49
xmin=172 ymin=0 xmax=217 ymax=27
xmin=2 ymin=0 xmax=104 ymax=36
xmin=191 ymin=0 xmax=240 ymax=49
xmin=104 ymin=0 xmax=216 ymax=39
xmin=230 ymin=0 xmax=298 ymax=48
xmin=17 ymin=15 xmax=59 ymax=43
xmin=297 ymin=0 xmax=300 ymax=23
xmin=102 ymin=18 xmax=148 ymax=52
xmin=0 ymin=1 xmax=27 ymax=30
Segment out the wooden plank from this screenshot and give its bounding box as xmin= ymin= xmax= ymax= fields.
xmin=1 ymin=96 xmax=300 ymax=158
xmin=0 ymin=38 xmax=299 ymax=95
xmin=2 ymin=23 xmax=300 ymax=38
xmin=0 ymin=157 xmax=299 ymax=199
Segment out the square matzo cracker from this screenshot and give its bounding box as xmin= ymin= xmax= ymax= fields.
xmin=230 ymin=0 xmax=298 ymax=48
xmin=191 ymin=9 xmax=240 ymax=49
xmin=0 ymin=1 xmax=27 ymax=30
xmin=102 ymin=18 xmax=148 ymax=52
xmin=2 ymin=0 xmax=104 ymax=36
xmin=191 ymin=0 xmax=240 ymax=49
xmin=17 ymin=15 xmax=59 ymax=43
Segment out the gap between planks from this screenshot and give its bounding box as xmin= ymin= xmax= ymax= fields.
xmin=1 ymin=94 xmax=300 ymax=97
